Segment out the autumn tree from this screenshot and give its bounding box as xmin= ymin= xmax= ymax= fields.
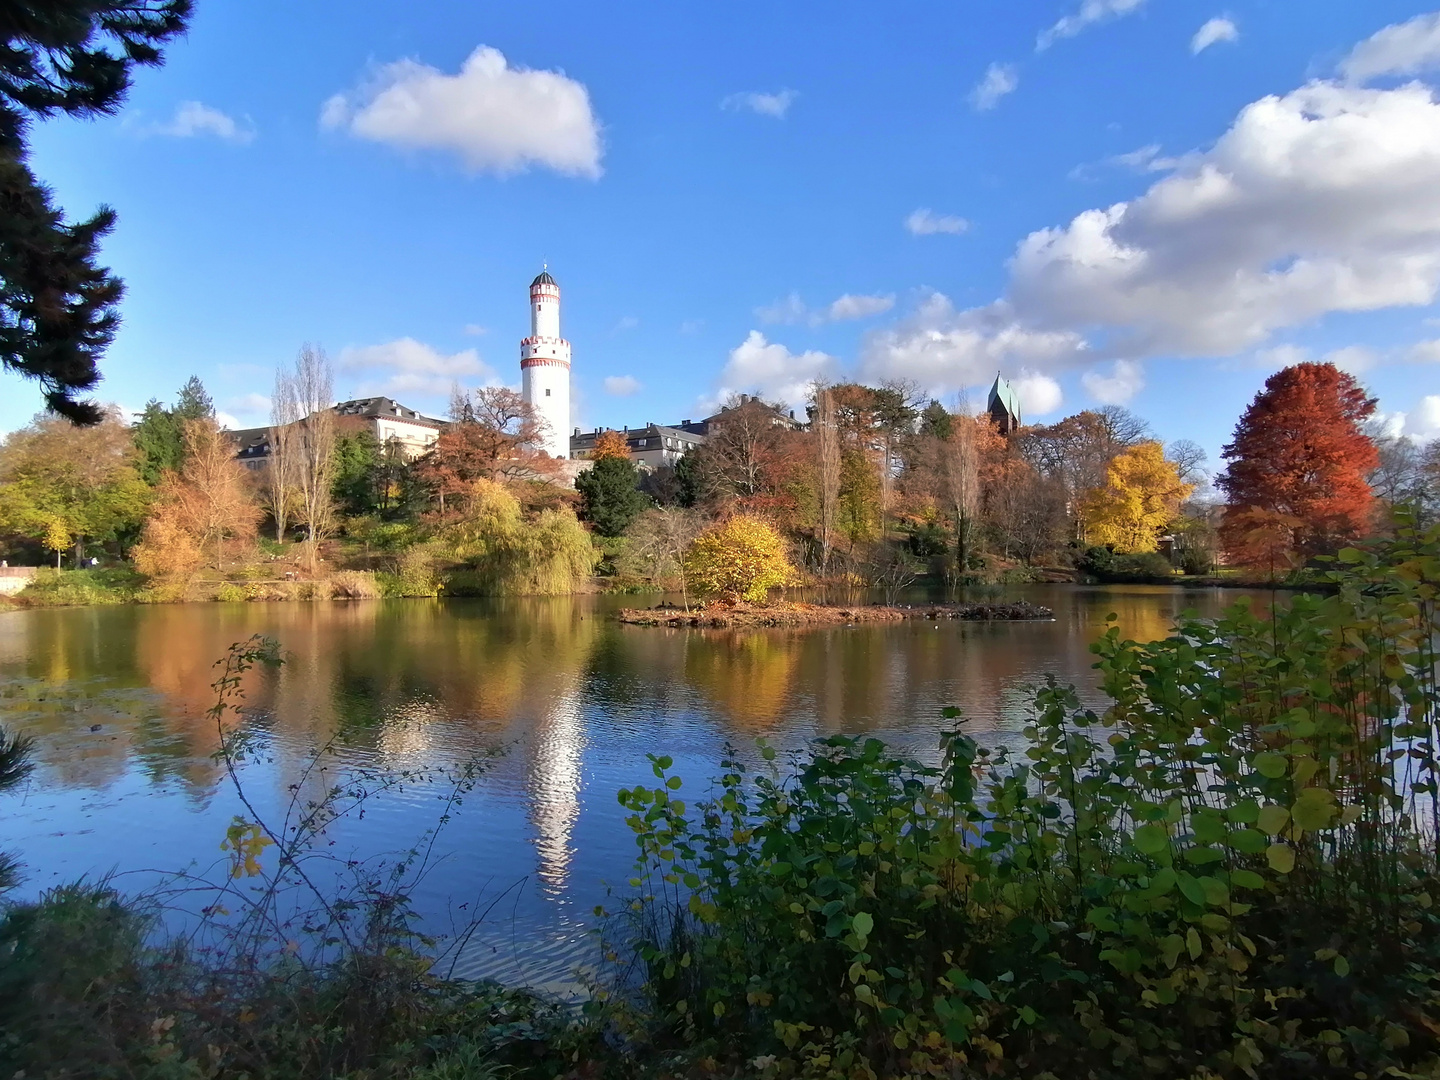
xmin=621 ymin=506 xmax=705 ymax=608
xmin=1219 ymin=362 xmax=1379 ymax=562
xmin=0 ymin=408 xmax=149 ymax=560
xmin=288 ymin=345 xmax=336 ymax=568
xmin=685 ymin=515 xmax=795 ymax=603
xmin=1080 ymin=440 xmax=1193 ymax=553
xmin=698 ymin=395 xmax=793 ymax=502
xmin=945 ymin=412 xmax=1004 ymax=571
xmin=813 ymin=386 xmax=841 ymax=573
xmin=1021 ymin=407 xmax=1151 ymax=541
xmin=133 ymin=418 xmax=258 ymax=576
xmin=417 ymin=387 xmax=559 ymax=513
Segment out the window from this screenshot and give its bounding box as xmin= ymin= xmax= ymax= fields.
xmin=545 ymin=389 xmax=551 ymax=397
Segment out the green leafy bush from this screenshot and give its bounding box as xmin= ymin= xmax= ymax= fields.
xmin=1079 ymin=545 xmax=1174 ymax=582
xmin=614 ymin=519 xmax=1440 ymax=1079
xmin=214 ymin=582 xmax=247 ymax=602
xmin=18 ymin=567 xmax=143 ymax=606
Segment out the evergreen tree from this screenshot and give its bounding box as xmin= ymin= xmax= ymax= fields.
xmin=172 ymin=375 xmax=213 ymax=420
xmin=331 ymin=431 xmax=381 ymax=517
xmin=1 ymin=1 xmax=192 ymax=423
xmin=131 ymin=376 xmax=212 ymax=483
xmin=131 ymin=399 xmax=183 ymax=484
xmin=674 ymin=448 xmax=704 ymax=508
xmin=576 ymin=456 xmax=649 ymax=537
xmin=918 ymin=400 xmax=953 ymax=440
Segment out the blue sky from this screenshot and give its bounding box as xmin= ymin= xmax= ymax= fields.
xmin=11 ymin=0 xmax=1440 ymax=470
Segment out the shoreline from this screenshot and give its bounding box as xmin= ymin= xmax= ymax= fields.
xmin=615 ymin=599 xmax=1055 ymax=628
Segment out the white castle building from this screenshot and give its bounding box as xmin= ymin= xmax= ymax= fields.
xmin=520 ymin=270 xmax=571 ymax=459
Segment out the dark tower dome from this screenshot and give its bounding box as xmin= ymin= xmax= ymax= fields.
xmin=531 ymin=271 xmax=556 ymax=287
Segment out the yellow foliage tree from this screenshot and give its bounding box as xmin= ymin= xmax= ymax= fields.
xmin=684 ymin=514 xmax=795 ymax=603
xmin=1080 ymin=440 xmax=1194 ymax=553
xmin=42 ymin=517 xmax=70 ymax=567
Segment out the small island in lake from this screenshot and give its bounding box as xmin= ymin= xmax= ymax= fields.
xmin=616 ymin=598 xmax=1053 ymax=628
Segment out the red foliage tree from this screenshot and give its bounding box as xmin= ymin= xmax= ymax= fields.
xmin=1218 ymin=362 xmax=1378 ymax=562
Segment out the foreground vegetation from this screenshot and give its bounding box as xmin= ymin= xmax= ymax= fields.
xmin=2 ymin=519 xmax=1437 ymax=1079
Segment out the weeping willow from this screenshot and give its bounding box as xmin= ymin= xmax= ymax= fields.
xmin=441 ymin=480 xmax=598 ymax=596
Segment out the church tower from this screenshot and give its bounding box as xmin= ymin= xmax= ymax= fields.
xmin=520 ymin=270 xmax=571 ymax=459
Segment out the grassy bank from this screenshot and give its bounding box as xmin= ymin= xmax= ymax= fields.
xmin=2 ymin=522 xmax=1438 ymax=1079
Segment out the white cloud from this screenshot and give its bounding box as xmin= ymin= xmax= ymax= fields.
xmin=1038 ymin=0 xmax=1147 ymax=50
xmin=969 ymin=63 xmax=1018 ymax=111
xmin=603 ymin=375 xmax=641 ymax=396
xmin=716 ymin=331 xmax=836 ymax=412
xmin=1007 ymin=79 xmax=1440 ymax=360
xmin=1070 ymin=144 xmax=1185 ymax=181
xmin=216 ymin=412 xmax=241 ymax=431
xmin=463 ymin=324 xmax=487 ymax=336
xmin=229 ymin=392 xmax=273 ymax=415
xmin=1012 ymin=372 xmax=1065 ymax=417
xmin=1342 ymin=12 xmax=1440 ymax=83
xmin=1081 ymin=359 xmax=1145 ymax=403
xmin=757 ymin=292 xmax=895 ymax=326
xmin=321 ymin=46 xmax=602 ymax=177
xmin=826 ymin=293 xmax=895 ymax=321
xmin=905 ymin=208 xmax=970 ymax=236
xmin=1409 ymin=338 xmax=1440 ymax=361
xmin=721 ymin=89 xmax=797 ymax=118
xmin=859 ymin=292 xmax=1087 ymax=397
xmin=1389 ymin=395 xmax=1440 ymax=438
xmin=613 ymin=316 xmax=640 ymax=332
xmin=861 ymin=17 xmax=1440 ymax=404
xmin=679 ymin=319 xmax=704 ymax=335
xmin=338 ymin=337 xmax=497 ymax=397
xmin=148 ymin=101 xmax=254 ymax=143
xmin=1191 ymin=17 xmax=1239 ymax=55
xmin=756 ymin=293 xmax=809 ymax=324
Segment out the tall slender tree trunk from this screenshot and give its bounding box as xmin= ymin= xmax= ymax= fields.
xmin=817 ymin=387 xmax=840 ymax=576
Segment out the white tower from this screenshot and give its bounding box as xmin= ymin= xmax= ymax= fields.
xmin=520 ymin=270 xmax=571 ymax=459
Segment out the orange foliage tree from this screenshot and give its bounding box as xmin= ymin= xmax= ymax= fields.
xmin=133 ymin=418 xmax=258 ymax=580
xmin=1219 ymin=362 xmax=1378 ymax=563
xmin=416 ymin=387 xmax=560 ymax=513
xmin=591 ymin=429 xmax=630 ymax=461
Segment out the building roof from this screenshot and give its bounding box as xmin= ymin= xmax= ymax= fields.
xmin=987 ymin=375 xmax=1022 ymax=425
xmin=531 ymin=271 xmax=556 ymax=288
xmin=332 ymin=397 xmax=444 ymax=427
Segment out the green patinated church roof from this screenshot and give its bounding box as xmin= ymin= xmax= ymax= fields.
xmin=988 ymin=375 xmax=1021 ymax=424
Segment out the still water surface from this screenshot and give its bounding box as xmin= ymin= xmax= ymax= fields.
xmin=0 ymin=586 xmax=1257 ymax=990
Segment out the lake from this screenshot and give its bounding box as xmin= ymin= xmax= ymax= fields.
xmin=0 ymin=585 xmax=1257 ymax=991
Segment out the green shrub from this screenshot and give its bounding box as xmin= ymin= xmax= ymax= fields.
xmin=214 ymin=582 xmax=247 ymax=602
xmin=18 ymin=567 xmax=143 ymax=606
xmin=1079 ymin=545 xmax=1174 ymax=582
xmin=614 ymin=519 xmax=1440 ymax=1079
